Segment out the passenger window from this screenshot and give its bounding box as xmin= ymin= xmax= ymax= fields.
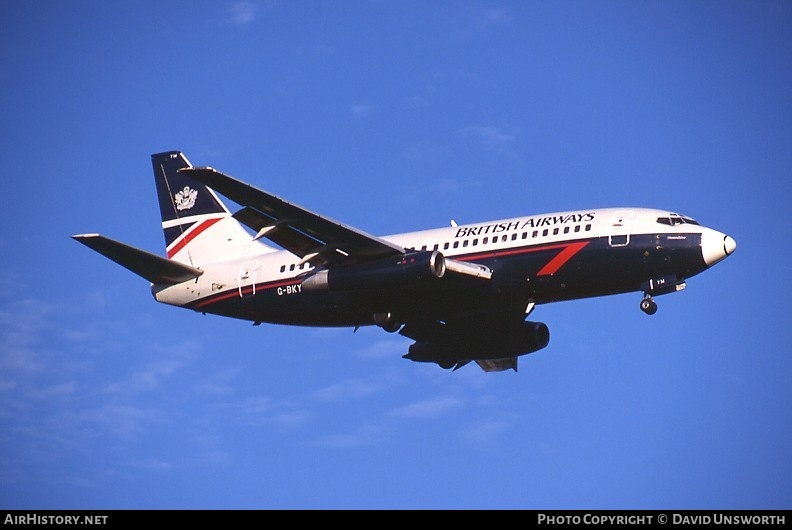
xmin=585 ymin=224 xmax=592 ymax=231
xmin=444 ymin=242 xmax=449 ymax=250
xmin=553 ymin=228 xmax=559 ymax=235
xmin=532 ymin=231 xmax=538 ymax=238
xmin=473 ymin=238 xmax=478 ymax=246
xmin=463 ymin=240 xmax=469 ymax=247
xmin=483 ymin=237 xmax=489 ymax=244
xmin=564 ymin=226 xmax=570 ymax=234
xmin=574 ymin=225 xmax=581 ymax=233
xmin=543 ymin=229 xmax=549 ymax=237
xmin=289 ymin=264 xmax=295 ymax=271
xmin=280 ymin=265 xmax=285 ymax=273
xmin=453 ymin=241 xmax=459 ymax=249
xmin=511 ymin=233 xmax=517 ymax=241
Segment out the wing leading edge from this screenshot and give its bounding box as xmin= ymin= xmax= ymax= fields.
xmin=181 ymin=167 xmax=404 ymax=266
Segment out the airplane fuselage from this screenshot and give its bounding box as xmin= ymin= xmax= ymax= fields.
xmin=152 ymin=207 xmax=734 ymax=328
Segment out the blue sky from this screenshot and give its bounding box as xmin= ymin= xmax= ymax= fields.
xmin=2 ymin=1 xmax=791 ymax=509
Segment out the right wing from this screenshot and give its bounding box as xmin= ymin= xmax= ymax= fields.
xmin=181 ymin=167 xmax=404 ymax=266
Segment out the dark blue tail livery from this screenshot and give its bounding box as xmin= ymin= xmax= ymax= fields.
xmin=152 ymin=151 xmax=229 ymax=223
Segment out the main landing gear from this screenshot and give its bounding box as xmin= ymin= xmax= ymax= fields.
xmin=640 ymin=295 xmax=658 ymax=316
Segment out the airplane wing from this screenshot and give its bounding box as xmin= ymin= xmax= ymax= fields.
xmin=181 ymin=167 xmax=404 ymax=266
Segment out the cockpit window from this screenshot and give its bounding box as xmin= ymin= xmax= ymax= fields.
xmin=657 ymin=215 xmax=700 ymax=226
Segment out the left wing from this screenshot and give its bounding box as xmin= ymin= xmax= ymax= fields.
xmin=181 ymin=167 xmax=404 ymax=266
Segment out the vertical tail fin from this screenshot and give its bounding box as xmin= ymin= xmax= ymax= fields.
xmin=151 ymin=151 xmax=274 ymax=266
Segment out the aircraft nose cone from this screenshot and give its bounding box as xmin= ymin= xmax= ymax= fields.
xmin=724 ymin=235 xmax=737 ymax=256
xmin=702 ymin=229 xmax=736 ymax=266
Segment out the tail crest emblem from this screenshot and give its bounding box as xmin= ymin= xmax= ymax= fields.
xmin=174 ymin=186 xmax=198 ymax=211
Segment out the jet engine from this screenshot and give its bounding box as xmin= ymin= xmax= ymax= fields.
xmin=403 ymin=320 xmax=550 ymax=368
xmin=301 ymin=250 xmax=446 ymax=292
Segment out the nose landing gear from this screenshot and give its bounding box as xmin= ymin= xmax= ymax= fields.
xmin=640 ymin=295 xmax=658 ymax=315
xmin=639 ymin=276 xmax=687 ymax=315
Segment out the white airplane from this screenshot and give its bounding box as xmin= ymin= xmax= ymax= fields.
xmin=73 ymin=151 xmax=736 ymax=372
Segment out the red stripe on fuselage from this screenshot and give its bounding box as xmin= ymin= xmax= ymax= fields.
xmin=193 ymin=278 xmax=302 ymax=310
xmin=167 ymin=217 xmax=223 ymax=259
xmin=536 ymin=241 xmax=589 ymax=275
xmin=458 ymin=240 xmax=590 ymax=276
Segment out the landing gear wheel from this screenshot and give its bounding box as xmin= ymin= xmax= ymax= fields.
xmin=640 ymin=297 xmax=658 ymax=315
xmin=373 ymin=312 xmax=401 ymax=333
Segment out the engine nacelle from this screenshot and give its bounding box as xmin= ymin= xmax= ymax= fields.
xmin=404 ymin=321 xmax=550 ymax=365
xmin=301 ymin=250 xmax=446 ymax=292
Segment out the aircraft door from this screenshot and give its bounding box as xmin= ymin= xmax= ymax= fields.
xmin=609 ymin=210 xmax=634 ymax=247
xmin=238 ymin=261 xmax=259 ymax=297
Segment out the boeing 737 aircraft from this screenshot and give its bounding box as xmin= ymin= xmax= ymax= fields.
xmin=73 ymin=151 xmax=736 ymax=372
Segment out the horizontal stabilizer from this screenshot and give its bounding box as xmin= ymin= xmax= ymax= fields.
xmin=72 ymin=234 xmax=203 ymax=284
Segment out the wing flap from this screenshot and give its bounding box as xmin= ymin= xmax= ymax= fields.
xmin=181 ymin=167 xmax=404 ymax=265
xmin=233 ymin=207 xmax=322 ymax=258
xmin=72 ymin=234 xmax=203 ymax=284
xmin=476 ymin=358 xmax=518 ymax=372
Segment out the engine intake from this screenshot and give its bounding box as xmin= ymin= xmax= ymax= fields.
xmin=301 ymin=250 xmax=446 ymax=293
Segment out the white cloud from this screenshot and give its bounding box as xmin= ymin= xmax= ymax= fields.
xmin=389 ymin=396 xmax=462 ymax=419
xmin=80 ymin=403 xmax=167 ymax=436
xmin=312 ymin=377 xmax=388 ymax=402
xmin=129 ymin=458 xmax=174 ymax=472
xmin=106 ymin=350 xmax=196 ymax=394
xmin=462 ymin=418 xmax=512 ymax=445
xmin=227 ymin=1 xmax=275 ymax=25
xmin=350 ymin=103 xmax=373 ymax=118
xmin=228 ymin=2 xmax=257 ymax=24
xmin=310 ymin=424 xmax=388 ymax=448
xmin=0 ymin=299 xmax=53 ymax=374
xmin=462 ymin=125 xmax=519 ymax=158
xmin=464 ymin=125 xmax=515 ymax=146
xmin=237 ymin=395 xmax=308 ymax=427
